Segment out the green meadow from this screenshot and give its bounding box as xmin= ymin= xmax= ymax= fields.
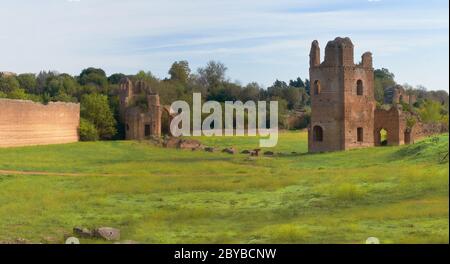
xmin=0 ymin=131 xmax=448 ymax=244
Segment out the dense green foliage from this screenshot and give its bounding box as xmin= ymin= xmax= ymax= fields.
xmin=374 ymin=68 xmax=396 ymax=103
xmin=1 ymin=62 xmax=448 ymax=140
xmin=419 ymin=100 xmax=447 ymax=123
xmin=80 ymin=94 xmax=117 ymax=140
xmin=79 ymin=118 xmax=99 ymax=142
xmin=0 ymin=132 xmax=447 ymax=244
xmin=372 ymin=68 xmax=449 ymax=125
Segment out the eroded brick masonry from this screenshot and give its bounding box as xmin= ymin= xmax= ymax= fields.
xmin=308 ymin=37 xmax=446 ymax=153
xmin=119 ymin=78 xmax=163 ymax=140
xmin=0 ymin=99 xmax=80 ymax=147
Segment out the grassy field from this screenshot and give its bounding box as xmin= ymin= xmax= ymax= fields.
xmin=0 ymin=131 xmax=448 ymax=244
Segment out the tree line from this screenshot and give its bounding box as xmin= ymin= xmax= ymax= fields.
xmin=1 ymin=61 xmax=448 ymax=141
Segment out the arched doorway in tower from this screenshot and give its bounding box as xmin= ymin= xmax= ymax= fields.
xmin=376 ymin=128 xmax=388 ymax=146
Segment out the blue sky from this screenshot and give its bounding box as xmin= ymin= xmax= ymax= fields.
xmin=0 ymin=0 xmax=448 ymax=91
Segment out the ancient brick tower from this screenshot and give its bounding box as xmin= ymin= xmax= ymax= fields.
xmin=308 ymin=37 xmax=376 ymax=152
xmin=119 ymin=78 xmax=162 ymax=140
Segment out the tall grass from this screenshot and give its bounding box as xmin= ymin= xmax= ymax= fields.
xmin=0 ymin=132 xmax=447 ymax=244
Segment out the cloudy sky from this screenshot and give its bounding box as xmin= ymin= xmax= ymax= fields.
xmin=0 ymin=0 xmax=448 ymax=90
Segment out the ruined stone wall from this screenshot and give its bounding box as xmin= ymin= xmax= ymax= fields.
xmin=119 ymin=78 xmax=133 ymax=123
xmin=413 ymin=122 xmax=448 ymax=141
xmin=374 ymin=106 xmax=406 ymax=146
xmin=147 ymin=94 xmax=161 ymax=137
xmin=120 ymin=78 xmax=162 ymax=140
xmin=309 ymin=66 xmax=345 ymax=152
xmin=343 ymin=60 xmax=376 ymax=150
xmin=0 ymin=99 xmax=80 ymax=148
xmin=384 ymin=85 xmax=416 ymax=105
xmin=125 ymin=107 xmax=161 ymax=140
xmin=125 ymin=107 xmax=142 ymax=140
xmin=309 ymin=37 xmax=375 ymax=152
xmin=374 ymin=106 xmax=447 ymax=145
xmin=308 ymin=37 xmax=445 ymax=152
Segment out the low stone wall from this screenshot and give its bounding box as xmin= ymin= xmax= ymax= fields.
xmin=0 ymin=99 xmax=80 ymax=148
xmin=414 ymin=122 xmax=448 ymax=140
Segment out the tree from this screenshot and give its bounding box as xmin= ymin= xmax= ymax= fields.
xmin=427 ymin=90 xmax=449 ymax=106
xmin=36 ymin=71 xmax=57 ymax=95
xmin=304 ymin=79 xmax=310 ymax=95
xmin=419 ymin=100 xmax=443 ymax=123
xmin=79 ymin=118 xmax=99 ymax=141
xmin=267 ymin=80 xmax=302 ymax=109
xmin=241 ymin=82 xmax=261 ymax=101
xmin=107 ymin=95 xmax=125 ymax=140
xmin=374 ymin=68 xmax=396 ymax=103
xmin=6 ymin=88 xmax=29 ymax=100
xmin=79 ymin=67 xmax=107 ymax=81
xmin=45 ymin=77 xmax=64 ymax=97
xmin=78 ymin=67 xmax=109 ymax=92
xmin=52 ymin=92 xmax=77 ymax=103
xmin=272 ymin=97 xmax=289 ymax=127
xmin=17 ymin=73 xmax=37 ymax=94
xmin=289 ymin=77 xmax=305 ymax=88
xmin=197 ymin=61 xmax=227 ymax=98
xmin=298 ymin=87 xmax=310 ymax=108
xmin=267 ymin=80 xmax=288 ymax=98
xmin=59 ymin=74 xmax=79 ymax=96
xmin=108 ymin=73 xmax=127 ymax=84
xmin=135 ymin=70 xmax=155 ymax=82
xmin=80 ymin=93 xmax=117 ymax=139
xmin=169 ymin=61 xmax=191 ymax=84
xmin=0 ymin=75 xmax=20 ymax=93
xmin=283 ymin=86 xmax=301 ymax=109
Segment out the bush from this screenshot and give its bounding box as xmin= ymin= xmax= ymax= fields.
xmin=6 ymin=88 xmax=29 ymax=100
xmin=440 ymin=115 xmax=449 ymax=128
xmin=419 ymin=100 xmax=443 ymax=123
xmin=406 ymin=116 xmax=417 ymax=129
xmin=268 ymin=224 xmax=311 ymax=243
xmin=80 ymin=93 xmax=117 ymax=139
xmin=0 ymin=75 xmax=20 ymax=93
xmin=79 ymin=118 xmax=99 ymax=141
xmin=333 ymin=184 xmax=366 ymax=202
xmin=400 ymin=101 xmax=413 ymax=113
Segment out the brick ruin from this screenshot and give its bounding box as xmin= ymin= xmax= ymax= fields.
xmin=308 ymin=37 xmax=446 ymax=153
xmin=0 ymin=99 xmax=80 ymax=148
xmin=384 ymin=84 xmax=416 ymax=105
xmin=118 ymin=78 xmax=175 ymax=140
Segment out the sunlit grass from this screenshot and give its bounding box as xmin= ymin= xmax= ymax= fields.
xmin=0 ymin=132 xmax=448 ymax=244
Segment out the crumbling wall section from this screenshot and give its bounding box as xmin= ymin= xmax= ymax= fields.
xmin=374 ymin=106 xmax=403 ymax=146
xmin=343 ymin=57 xmax=376 ymax=150
xmin=413 ymin=122 xmax=448 ymax=140
xmin=119 ymin=78 xmax=162 ymax=140
xmin=309 ymin=66 xmax=345 ymax=152
xmin=384 ymin=85 xmax=416 ymax=105
xmin=309 ymin=37 xmax=376 ymax=152
xmin=0 ymin=99 xmax=80 ymax=148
